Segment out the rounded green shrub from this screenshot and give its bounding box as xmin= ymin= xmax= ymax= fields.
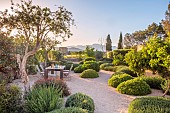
xmin=108 ymin=74 xmax=133 ymax=88
xmin=25 ymin=86 xmax=63 ymax=113
xmin=103 ymin=66 xmax=115 ymax=71
xmin=47 ymin=107 xmax=88 ymax=113
xmin=100 ymin=63 xmax=113 ymax=70
xmin=110 ymin=71 xmax=126 ymax=78
xmin=83 ymin=61 xmax=100 ymax=72
xmin=65 ymin=63 xmax=80 ymax=70
xmin=74 ymin=65 xmax=84 ymax=73
xmin=98 ymin=61 xmax=112 ymax=66
xmin=128 ymin=96 xmax=170 ymax=113
xmin=135 ymin=76 xmax=165 ymax=89
xmin=116 ymin=66 xmax=137 ymax=77
xmin=80 ymin=69 xmax=99 ymax=78
xmin=0 ymin=84 xmax=23 ymax=113
xmin=33 ymin=77 xmax=70 ymax=96
xmin=84 ymin=57 xmax=96 ymax=62
xmin=117 ymin=79 xmax=151 ymax=96
xmin=65 ymin=93 xmax=95 ymax=113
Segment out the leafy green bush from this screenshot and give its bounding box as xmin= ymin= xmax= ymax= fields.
xmin=0 ymin=84 xmax=23 ymax=113
xmin=110 ymin=71 xmax=126 ymax=78
xmin=116 ymin=66 xmax=137 ymax=77
xmin=25 ymin=86 xmax=63 ymax=113
xmin=65 ymin=93 xmax=95 ymax=113
xmin=79 ymin=60 xmax=84 ymax=64
xmin=80 ymin=69 xmax=99 ymax=78
xmin=128 ymin=96 xmax=170 ymax=113
xmin=103 ymin=66 xmax=115 ymax=71
xmin=98 ymin=61 xmax=112 ymax=66
xmin=108 ymin=74 xmax=133 ymax=88
xmin=117 ymin=79 xmax=151 ymax=96
xmin=84 ymin=57 xmax=96 ymax=62
xmin=47 ymin=107 xmax=88 ymax=113
xmin=135 ymin=76 xmax=165 ymax=89
xmin=74 ymin=65 xmax=84 ymax=73
xmin=112 ymin=54 xmax=127 ymax=66
xmin=33 ymin=77 xmax=70 ymax=96
xmin=100 ymin=63 xmax=113 ymax=70
xmin=83 ymin=61 xmax=100 ymax=72
xmin=113 ymin=49 xmax=131 ymax=56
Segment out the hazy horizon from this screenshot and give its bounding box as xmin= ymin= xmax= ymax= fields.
xmin=0 ymin=0 xmax=168 ymax=46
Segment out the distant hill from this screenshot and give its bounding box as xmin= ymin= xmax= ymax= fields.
xmin=67 ymin=44 xmax=117 ymax=52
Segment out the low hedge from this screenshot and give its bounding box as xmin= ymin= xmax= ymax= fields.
xmin=103 ymin=66 xmax=115 ymax=71
xmin=135 ymin=76 xmax=165 ymax=89
xmin=80 ymin=69 xmax=99 ymax=78
xmin=117 ymin=79 xmax=151 ymax=96
xmin=108 ymin=74 xmax=133 ymax=88
xmin=128 ymin=96 xmax=170 ymax=113
xmin=84 ymin=57 xmax=96 ymax=62
xmin=47 ymin=107 xmax=88 ymax=113
xmin=65 ymin=93 xmax=95 ymax=113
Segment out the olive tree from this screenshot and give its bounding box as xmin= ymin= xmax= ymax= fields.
xmin=0 ymin=0 xmax=74 ymax=89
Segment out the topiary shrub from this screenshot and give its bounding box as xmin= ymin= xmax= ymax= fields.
xmin=33 ymin=77 xmax=70 ymax=96
xmin=25 ymin=86 xmax=63 ymax=113
xmin=116 ymin=66 xmax=137 ymax=77
xmin=74 ymin=65 xmax=84 ymax=73
xmin=128 ymin=96 xmax=170 ymax=113
xmin=103 ymin=66 xmax=115 ymax=71
xmin=98 ymin=61 xmax=112 ymax=66
xmin=0 ymin=84 xmax=23 ymax=113
xmin=83 ymin=61 xmax=100 ymax=72
xmin=65 ymin=93 xmax=95 ymax=113
xmin=65 ymin=63 xmax=79 ymax=70
xmin=84 ymin=57 xmax=96 ymax=62
xmin=100 ymin=63 xmax=113 ymax=70
xmin=117 ymin=79 xmax=151 ymax=96
xmin=135 ymin=76 xmax=165 ymax=89
xmin=47 ymin=107 xmax=88 ymax=113
xmin=80 ymin=69 xmax=99 ymax=78
xmin=108 ymin=74 xmax=133 ymax=88
xmin=110 ymin=71 xmax=126 ymax=78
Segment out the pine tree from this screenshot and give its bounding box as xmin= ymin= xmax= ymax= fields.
xmin=106 ymin=34 xmax=112 ymax=51
xmin=118 ymin=32 xmax=123 ymax=49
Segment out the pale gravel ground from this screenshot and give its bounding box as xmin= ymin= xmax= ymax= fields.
xmin=12 ymin=70 xmax=170 ymax=113
xmin=66 ymin=70 xmax=136 ymax=113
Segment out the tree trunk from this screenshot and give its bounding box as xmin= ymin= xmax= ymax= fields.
xmin=44 ymin=50 xmax=48 ymax=67
xmin=163 ymin=82 xmax=170 ymax=97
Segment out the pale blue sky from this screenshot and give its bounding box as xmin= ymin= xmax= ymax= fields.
xmin=0 ymin=0 xmax=169 ymax=46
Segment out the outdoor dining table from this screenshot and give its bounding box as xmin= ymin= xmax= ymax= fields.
xmin=44 ymin=66 xmax=65 ymax=80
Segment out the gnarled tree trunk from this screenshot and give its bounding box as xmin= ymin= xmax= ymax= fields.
xmin=163 ymin=81 xmax=170 ymax=97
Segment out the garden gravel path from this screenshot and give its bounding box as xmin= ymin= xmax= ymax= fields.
xmin=65 ymin=70 xmax=136 ymax=113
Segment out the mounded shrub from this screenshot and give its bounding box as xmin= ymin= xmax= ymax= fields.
xmin=116 ymin=66 xmax=137 ymax=77
xmin=128 ymin=96 xmax=170 ymax=113
xmin=65 ymin=93 xmax=95 ymax=113
xmin=74 ymin=65 xmax=84 ymax=73
xmin=65 ymin=63 xmax=80 ymax=70
xmin=113 ymin=49 xmax=131 ymax=56
xmin=135 ymin=76 xmax=165 ymax=89
xmin=83 ymin=61 xmax=100 ymax=72
xmin=47 ymin=107 xmax=88 ymax=113
xmin=34 ymin=77 xmax=70 ymax=96
xmin=108 ymin=74 xmax=133 ymax=88
xmin=110 ymin=71 xmax=126 ymax=78
xmin=100 ymin=63 xmax=113 ymax=70
xmin=117 ymin=79 xmax=151 ymax=96
xmin=25 ymin=86 xmax=63 ymax=113
xmin=80 ymin=69 xmax=99 ymax=78
xmin=103 ymin=66 xmax=115 ymax=71
xmin=98 ymin=61 xmax=112 ymax=66
xmin=0 ymin=84 xmax=23 ymax=113
xmin=84 ymin=57 xmax=96 ymax=62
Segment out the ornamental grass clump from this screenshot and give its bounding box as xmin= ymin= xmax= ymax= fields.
xmin=65 ymin=93 xmax=95 ymax=113
xmin=128 ymin=96 xmax=170 ymax=113
xmin=25 ymin=86 xmax=63 ymax=113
